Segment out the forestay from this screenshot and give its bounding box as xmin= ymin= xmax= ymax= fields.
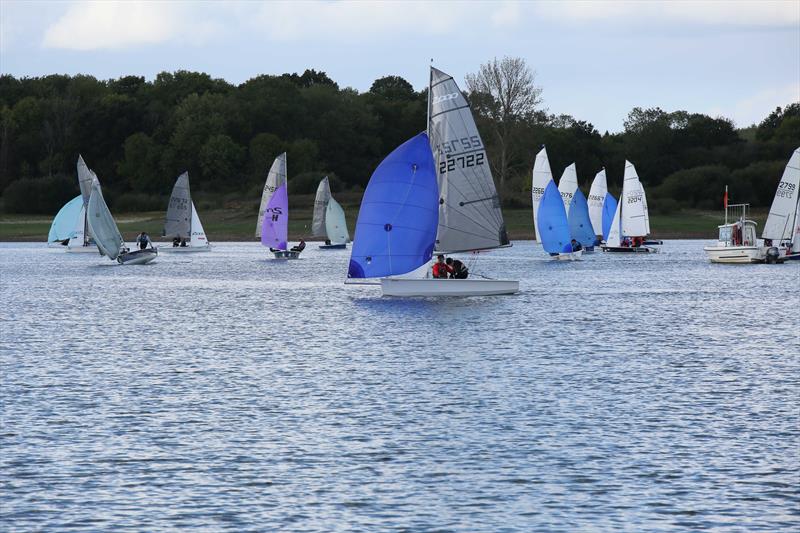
xmin=326 ymin=197 xmax=349 ymax=245
xmin=588 ymin=169 xmax=607 ymax=236
xmin=347 ymin=133 xmax=438 ymax=279
xmin=537 ymin=181 xmax=571 ymax=254
xmin=164 ymin=172 xmax=191 ymax=238
xmin=558 ymin=163 xmax=579 ymax=214
xmin=531 ymin=147 xmax=553 ymax=242
xmin=428 ymin=67 xmax=509 ymax=253
xmin=261 ymin=183 xmax=288 ymax=250
xmin=48 ymin=195 xmax=82 ymax=243
xmin=256 ymin=153 xmax=287 ymax=238
xmin=621 ymin=161 xmax=649 ymax=237
xmin=87 ymin=178 xmax=124 ymax=260
xmin=312 ymin=177 xmax=332 ymax=238
xmin=568 ymin=189 xmax=596 ymax=247
xmin=763 ymin=147 xmax=800 ymax=241
xmin=602 ymin=194 xmax=618 ymax=241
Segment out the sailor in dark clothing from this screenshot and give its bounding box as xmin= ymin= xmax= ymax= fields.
xmin=173 ymin=237 xmax=180 ymax=247
xmin=570 ymin=239 xmax=583 ymax=252
xmin=451 ymin=259 xmax=469 ymax=279
xmin=136 ymin=232 xmax=152 ymax=250
xmin=290 ymin=239 xmax=306 ymax=252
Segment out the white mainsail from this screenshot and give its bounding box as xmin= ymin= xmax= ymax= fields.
xmin=256 ymin=153 xmax=287 ymax=238
xmin=312 ymin=177 xmax=332 ymax=238
xmin=325 ymin=197 xmax=349 ymax=245
xmin=588 ymin=169 xmax=607 ymax=236
xmin=428 ymin=66 xmax=509 ymax=253
xmin=621 ymin=161 xmax=648 ymax=237
xmin=531 ymin=147 xmax=553 ymax=242
xmin=189 ymin=201 xmax=209 ymax=247
xmin=558 ymin=163 xmax=579 ymax=214
xmin=77 ymin=155 xmax=95 ymax=205
xmin=164 ymin=172 xmax=191 ymax=239
xmin=606 ymin=199 xmax=622 ymax=247
xmin=763 ymin=147 xmax=800 ymax=242
xmin=87 ymin=178 xmax=124 ymax=260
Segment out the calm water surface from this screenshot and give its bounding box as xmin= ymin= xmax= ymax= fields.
xmin=1 ymin=241 xmax=798 ymax=532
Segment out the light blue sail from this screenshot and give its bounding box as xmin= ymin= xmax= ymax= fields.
xmin=537 ymin=180 xmax=572 ymax=254
xmin=568 ymin=189 xmax=596 ymax=248
xmin=602 ymin=193 xmax=618 ymax=241
xmin=348 ymin=132 xmax=438 ymax=279
xmin=48 ymin=195 xmax=82 ymax=243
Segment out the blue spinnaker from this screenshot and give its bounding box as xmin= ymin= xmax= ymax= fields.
xmin=348 ymin=133 xmax=438 ymax=279
xmin=537 ymin=180 xmax=572 ymax=254
xmin=568 ymin=189 xmax=596 ymax=247
xmin=48 ymin=195 xmax=82 ymax=243
xmin=602 ymin=193 xmax=618 ymax=241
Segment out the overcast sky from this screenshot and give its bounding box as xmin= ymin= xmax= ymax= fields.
xmin=1 ymin=0 xmax=798 ymax=132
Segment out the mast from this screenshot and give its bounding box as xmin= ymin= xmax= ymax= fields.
xmin=426 ymin=61 xmax=433 ymax=137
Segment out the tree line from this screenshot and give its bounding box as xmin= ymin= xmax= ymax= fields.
xmin=0 ymin=62 xmax=797 ymax=215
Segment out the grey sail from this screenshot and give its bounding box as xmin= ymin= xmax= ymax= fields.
xmin=312 ymin=176 xmax=331 ymax=238
xmin=256 ymin=153 xmax=287 ymax=238
xmin=164 ymin=172 xmax=192 ymax=238
xmin=428 ymin=67 xmax=509 ymax=253
xmin=87 ymin=178 xmax=124 ymax=260
xmin=77 ymin=155 xmax=96 ymax=205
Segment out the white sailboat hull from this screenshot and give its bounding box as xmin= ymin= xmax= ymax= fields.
xmin=158 ymin=244 xmax=212 ymax=253
xmin=273 ymin=250 xmax=301 ymax=259
xmin=601 ymin=245 xmax=658 ymax=254
xmin=380 ymin=278 xmax=519 ymax=297
xmin=703 ymin=245 xmax=767 ymax=263
xmin=553 ymin=250 xmax=583 ymax=261
xmin=118 ymin=248 xmax=158 ymax=265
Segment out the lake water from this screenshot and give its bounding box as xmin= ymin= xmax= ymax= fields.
xmin=1 ymin=241 xmax=798 ymax=532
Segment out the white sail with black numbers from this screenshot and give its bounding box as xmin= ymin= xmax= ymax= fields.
xmin=312 ymin=176 xmax=332 ymax=238
xmin=763 ymin=147 xmax=800 ymax=241
xmin=428 ymin=67 xmax=509 ymax=253
xmin=621 ymin=160 xmax=649 ymax=237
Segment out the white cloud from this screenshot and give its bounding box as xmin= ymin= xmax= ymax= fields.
xmin=710 ymin=83 xmax=800 ymax=128
xmin=491 ymin=1 xmax=521 ymax=28
xmin=534 ymin=0 xmax=800 ymax=26
xmin=42 ymin=1 xmax=220 ymax=50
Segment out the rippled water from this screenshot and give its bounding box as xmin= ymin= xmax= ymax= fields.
xmin=1 ymin=241 xmax=798 ymax=531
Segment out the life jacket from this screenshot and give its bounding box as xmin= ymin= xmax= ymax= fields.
xmin=432 ymin=263 xmax=449 ymax=278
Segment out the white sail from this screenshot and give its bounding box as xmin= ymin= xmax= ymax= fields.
xmin=255 ymin=153 xmax=287 ymax=238
xmin=67 ymin=204 xmax=87 ymax=249
xmin=763 ymin=147 xmax=800 ymax=241
xmin=87 ymin=178 xmax=124 ymax=260
xmin=77 ymin=155 xmax=95 ymax=205
xmin=557 ymin=163 xmax=579 ymax=214
xmin=621 ymin=161 xmax=648 ymax=237
xmin=325 ymin=197 xmax=349 ymax=245
xmin=606 ymin=199 xmax=622 ymax=247
xmin=189 ymin=201 xmax=209 ymax=247
xmin=312 ymin=177 xmax=331 ymax=238
xmin=641 ymin=180 xmax=651 ymax=235
xmin=793 ymin=194 xmax=800 ymax=250
xmin=588 ymin=169 xmax=607 ymax=236
xmin=531 ymin=147 xmax=553 ymax=242
xmin=164 ymin=172 xmax=191 ymax=238
xmin=428 ymin=66 xmax=509 ymax=253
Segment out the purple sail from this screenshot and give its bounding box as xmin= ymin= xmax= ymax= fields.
xmin=261 ymin=183 xmax=288 ymax=250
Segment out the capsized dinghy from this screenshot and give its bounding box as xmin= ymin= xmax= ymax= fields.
xmin=87 ymin=178 xmax=157 ymax=265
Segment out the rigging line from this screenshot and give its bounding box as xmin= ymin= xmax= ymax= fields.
xmin=437 ymin=219 xmax=501 ymax=241
xmin=430 ymin=75 xmax=452 ymax=90
xmin=438 ymin=193 xmax=501 ymax=235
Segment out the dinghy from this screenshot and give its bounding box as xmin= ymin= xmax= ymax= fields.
xmin=87 ymin=178 xmax=157 ymax=265
xmin=312 ymin=176 xmax=350 ymax=249
xmin=531 ymin=147 xmax=553 ymax=242
xmin=763 ymin=147 xmax=800 ymax=261
xmin=66 ymin=155 xmax=99 ymax=253
xmin=258 ymin=153 xmax=301 ymax=259
xmin=538 ymin=181 xmax=582 ymax=260
xmin=160 ymin=172 xmax=211 ymax=252
xmin=587 ymin=168 xmax=607 ymax=244
xmin=347 ymin=67 xmax=518 ymax=297
xmin=558 ymin=163 xmax=579 ymax=214
xmin=601 ymin=161 xmax=658 ymax=253
xmin=48 ymin=195 xmax=82 ymax=246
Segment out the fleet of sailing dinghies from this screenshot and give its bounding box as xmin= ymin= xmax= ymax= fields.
xmin=537 ymin=180 xmax=582 ymax=260
xmin=65 ymin=155 xmax=99 ymax=253
xmin=763 ymin=147 xmax=800 ymax=261
xmin=257 ymin=153 xmax=300 ymax=259
xmin=312 ymin=177 xmax=350 ymax=249
xmin=601 ymin=160 xmax=659 ymax=253
xmin=346 ymin=66 xmax=519 ymax=297
xmin=48 ymin=195 xmax=82 ymax=246
xmin=160 ymin=172 xmax=211 ymax=252
xmin=87 ymin=177 xmax=157 ymax=265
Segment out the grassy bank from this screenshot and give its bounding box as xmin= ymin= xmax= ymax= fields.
xmin=1 ymin=195 xmax=763 ymax=242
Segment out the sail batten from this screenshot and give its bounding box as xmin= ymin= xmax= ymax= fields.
xmin=428 ymin=66 xmax=508 ymax=253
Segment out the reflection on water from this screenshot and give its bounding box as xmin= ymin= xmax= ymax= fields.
xmin=1 ymin=241 xmax=798 ymax=531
